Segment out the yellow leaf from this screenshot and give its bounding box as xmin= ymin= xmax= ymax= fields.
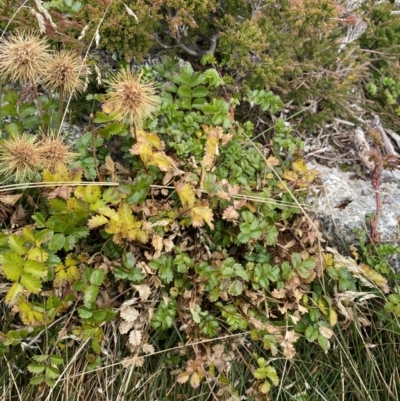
xmin=190 ymin=372 xmax=201 ymax=388
xmin=259 ymin=381 xmax=271 ymax=394
xmin=292 ymin=159 xmax=308 ymax=173
xmin=177 ymin=372 xmax=190 ymax=384
xmin=190 ymin=205 xmax=214 ymax=229
xmin=5 ymin=282 xmax=24 ymax=304
xmin=175 ymin=182 xmax=196 ymax=208
xmin=150 ymin=151 xmax=176 ymax=172
xmin=88 ymin=215 xmax=109 ymax=229
xmin=98 ymin=206 xmax=120 ymax=220
xmin=360 ymin=264 xmax=390 ymax=293
xmin=75 ymin=186 xmax=101 ymax=204
xmin=329 ymin=308 xmax=338 ymax=327
xmin=140 ymin=130 xmax=164 ymax=150
xmin=201 ymin=126 xmax=222 ymax=169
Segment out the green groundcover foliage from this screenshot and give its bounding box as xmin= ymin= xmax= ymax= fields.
xmin=0 ymin=1 xmax=399 ymax=400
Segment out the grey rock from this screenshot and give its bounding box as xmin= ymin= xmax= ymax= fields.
xmin=308 ymin=162 xmax=400 ymax=245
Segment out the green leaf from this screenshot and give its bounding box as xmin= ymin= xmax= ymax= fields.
xmin=33 ymin=355 xmax=49 ymax=363
xmin=99 ymin=122 xmax=127 ymax=139
xmin=45 ymin=366 xmax=59 ymax=379
xmin=32 ymin=213 xmax=47 ymax=228
xmin=265 ymin=225 xmax=278 ymax=245
xmin=50 ymin=355 xmax=64 ymax=366
xmin=102 ymin=187 xmax=123 ymax=204
xmin=90 ymin=269 xmax=105 ymax=286
xmin=24 ymin=260 xmax=47 ymax=278
xmin=177 ymin=86 xmax=191 ymax=98
xmin=28 ymin=364 xmax=46 ymax=374
xmin=228 ymin=280 xmax=243 ymax=295
xmin=20 ymin=273 xmax=42 ymax=293
xmin=84 ymin=285 xmax=99 ymax=308
xmin=2 ymin=252 xmax=24 ymax=280
xmin=30 ymin=375 xmax=44 ymax=385
xmin=192 ymin=86 xmax=209 ymax=98
xmin=8 ymin=235 xmax=27 ymax=255
xmin=77 ymin=307 xmax=93 ymax=319
xmin=305 ymin=325 xmax=319 ymax=342
xmin=35 ymin=229 xmax=54 ymax=244
xmin=123 ymin=252 xmax=136 ymax=269
xmin=48 ymin=233 xmax=65 ymax=251
xmin=94 ymin=111 xmax=115 ymax=123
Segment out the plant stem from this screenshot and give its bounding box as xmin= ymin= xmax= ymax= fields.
xmin=90 ymin=113 xmax=101 ymax=181
xmin=31 ymin=83 xmax=46 ymax=130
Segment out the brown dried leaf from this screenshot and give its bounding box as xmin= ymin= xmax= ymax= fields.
xmin=142 ymin=343 xmax=155 ymax=354
xmin=152 ymin=234 xmax=163 ymax=252
xmin=121 ymin=355 xmax=145 ymax=368
xmin=133 ymin=284 xmax=151 ymax=301
xmin=47 ymin=186 xmax=73 ymax=200
xmin=319 ymin=326 xmax=334 ymax=339
xmin=190 ymin=371 xmax=201 ymax=388
xmin=0 ymin=193 xmax=22 ymax=205
xmin=222 ymin=206 xmax=239 ymax=222
xmin=120 ymin=306 xmax=139 ymax=323
xmin=271 ymin=288 xmax=287 ymax=299
xmin=119 ymin=320 xmax=134 ymax=334
xmin=129 ymin=329 xmax=142 ymax=346
xmin=177 ymin=371 xmax=190 ymax=384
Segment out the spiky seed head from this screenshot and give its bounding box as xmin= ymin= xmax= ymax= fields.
xmin=102 ymin=68 xmax=159 ymax=126
xmin=0 ymin=32 xmax=51 ymax=84
xmin=0 ymin=134 xmax=42 ymax=180
xmin=39 ymin=133 xmax=77 ymax=171
xmin=44 ymin=50 xmax=88 ymax=96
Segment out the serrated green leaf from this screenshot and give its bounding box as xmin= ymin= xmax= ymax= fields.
xmin=78 ymin=307 xmax=93 ymax=319
xmin=177 ymin=86 xmax=191 ymax=98
xmin=84 ymin=285 xmax=99 ymax=308
xmin=2 ymin=252 xmax=24 ymax=280
xmin=22 ymin=227 xmax=36 ymax=243
xmin=45 ymin=366 xmax=59 ymax=379
xmin=123 ymin=252 xmax=136 ymax=269
xmin=28 ymin=364 xmax=46 ymax=374
xmin=33 ymin=355 xmax=49 ymax=363
xmin=20 ymin=273 xmax=42 ymax=293
xmin=32 ymin=213 xmax=46 ymax=228
xmin=99 ymin=122 xmax=127 ymax=139
xmin=94 ymin=111 xmax=115 ymax=123
xmin=90 ymin=269 xmax=105 ymax=286
xmin=8 ymin=235 xmax=27 ymax=255
xmin=35 ymin=229 xmax=54 ymax=243
xmin=30 ymin=375 xmax=44 ymax=385
xmin=50 ymin=355 xmax=64 ymax=366
xmin=48 ymin=233 xmax=65 ymax=251
xmin=228 ymin=280 xmax=243 ymax=295
xmin=192 ymin=86 xmax=209 ymax=98
xmin=24 ymin=260 xmax=47 ymax=278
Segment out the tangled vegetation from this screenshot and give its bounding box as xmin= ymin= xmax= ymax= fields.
xmin=0 ymin=1 xmax=399 ymax=400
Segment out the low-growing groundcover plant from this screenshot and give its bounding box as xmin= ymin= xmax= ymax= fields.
xmin=0 ymin=5 xmax=399 ymax=401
